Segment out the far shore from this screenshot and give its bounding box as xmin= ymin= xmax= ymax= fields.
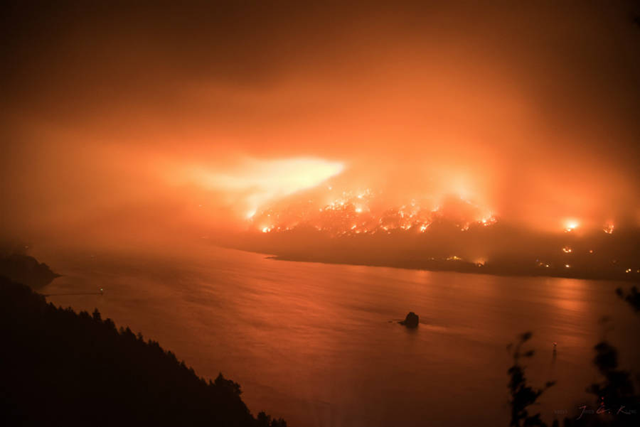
xmin=258 ymin=252 xmax=640 ymax=283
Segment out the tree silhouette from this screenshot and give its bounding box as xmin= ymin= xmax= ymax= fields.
xmin=615 ymin=287 xmax=640 ymax=313
xmin=507 ymin=332 xmax=556 ymax=427
xmin=0 ymin=276 xmax=286 ymax=427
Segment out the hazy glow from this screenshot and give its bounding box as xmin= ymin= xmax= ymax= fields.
xmin=196 ymin=158 xmax=344 ymax=216
xmin=1 ymin=2 xmax=640 ymax=247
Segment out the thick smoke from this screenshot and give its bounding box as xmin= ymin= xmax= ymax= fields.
xmin=1 ymin=1 xmax=639 ymax=247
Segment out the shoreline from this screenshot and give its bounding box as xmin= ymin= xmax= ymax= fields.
xmin=261 ymin=253 xmax=640 ymax=283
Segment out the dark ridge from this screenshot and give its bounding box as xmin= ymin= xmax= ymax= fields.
xmin=0 ymin=253 xmax=60 ymax=288
xmin=0 ymin=277 xmax=286 ymax=427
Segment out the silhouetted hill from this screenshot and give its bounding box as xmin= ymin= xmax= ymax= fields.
xmin=0 ymin=253 xmax=59 ymax=288
xmin=0 ymin=277 xmax=286 ymax=427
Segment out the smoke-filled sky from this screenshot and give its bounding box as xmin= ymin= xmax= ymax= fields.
xmin=2 ymin=0 xmax=640 ymax=245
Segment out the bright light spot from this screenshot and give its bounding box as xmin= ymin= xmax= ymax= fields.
xmin=564 ymin=219 xmax=579 ymax=232
xmin=262 ymin=227 xmax=271 ymax=233
xmin=246 ymin=209 xmax=256 ymax=219
xmin=562 ymin=247 xmax=572 ymax=254
xmin=626 ymin=269 xmax=632 ymax=273
xmin=355 ymin=207 xmax=362 ymax=213
xmin=603 ymin=223 xmax=615 ymax=234
xmin=565 ymin=264 xmax=571 ymax=268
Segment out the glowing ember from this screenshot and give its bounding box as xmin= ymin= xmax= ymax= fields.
xmin=603 ymin=223 xmax=615 ymax=234
xmin=562 ymin=247 xmax=572 ymax=254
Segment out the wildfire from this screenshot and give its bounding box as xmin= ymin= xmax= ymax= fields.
xmin=248 ymin=189 xmax=498 ymax=237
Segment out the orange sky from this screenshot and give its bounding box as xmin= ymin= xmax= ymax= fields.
xmin=1 ymin=1 xmax=640 ymax=246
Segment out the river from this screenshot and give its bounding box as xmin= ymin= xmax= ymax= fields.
xmin=34 ymin=242 xmax=640 ymax=427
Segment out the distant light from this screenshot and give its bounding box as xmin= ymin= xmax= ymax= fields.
xmin=603 ymin=223 xmax=614 ymax=234
xmin=589 ymin=249 xmax=594 ymax=254
xmin=262 ymin=227 xmax=270 ymax=233
xmin=246 ymin=209 xmax=256 ymax=219
xmin=565 ymin=264 xmax=571 ymax=268
xmin=562 ymin=247 xmax=572 ymax=254
xmin=626 ymin=269 xmax=632 ymax=274
xmin=355 ymin=207 xmax=362 ymax=213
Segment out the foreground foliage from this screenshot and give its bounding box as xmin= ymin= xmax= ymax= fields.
xmin=508 ymin=285 xmax=640 ymax=427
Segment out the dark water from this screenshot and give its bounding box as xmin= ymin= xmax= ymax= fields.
xmin=34 ymin=243 xmax=640 ymax=427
